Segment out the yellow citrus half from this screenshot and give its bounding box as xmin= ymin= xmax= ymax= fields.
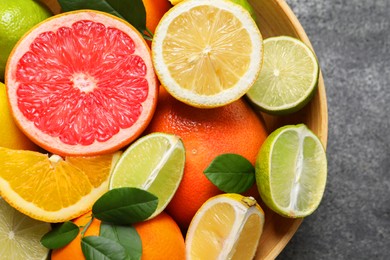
xmin=152 ymin=0 xmax=263 ymax=108
xmin=185 ymin=193 xmax=264 ymax=259
xmin=0 ymin=147 xmax=120 ymax=222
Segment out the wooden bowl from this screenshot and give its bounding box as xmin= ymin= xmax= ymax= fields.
xmin=249 ymin=0 xmax=328 ymax=259
xmin=39 ymin=0 xmax=328 ymax=258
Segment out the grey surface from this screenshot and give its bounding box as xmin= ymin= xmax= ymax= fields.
xmin=276 ymin=0 xmax=390 ymax=259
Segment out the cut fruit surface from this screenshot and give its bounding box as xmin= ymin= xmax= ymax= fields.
xmin=0 ymin=197 xmax=51 ymax=259
xmin=255 ymin=124 xmax=327 ymax=218
xmin=185 ymin=193 xmax=264 ymax=260
xmin=109 ymin=133 xmax=185 ymax=218
xmin=5 ymin=10 xmax=157 ymax=156
xmin=0 ymin=147 xmax=120 ymax=222
xmin=246 ymin=36 xmax=319 ymax=115
xmin=152 ymin=0 xmax=263 ymax=108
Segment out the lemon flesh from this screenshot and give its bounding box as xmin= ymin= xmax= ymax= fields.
xmin=186 ymin=194 xmax=264 ymax=260
xmin=109 ymin=133 xmax=185 ymax=218
xmin=0 ymin=197 xmax=51 ymax=259
xmin=247 ymin=36 xmax=319 ymax=115
xmin=153 ymin=0 xmax=262 ymax=108
xmin=255 ymin=124 xmax=327 ymax=218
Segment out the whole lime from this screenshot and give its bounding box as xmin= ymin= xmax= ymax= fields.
xmin=0 ymin=0 xmax=52 ymax=80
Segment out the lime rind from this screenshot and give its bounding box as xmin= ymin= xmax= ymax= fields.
xmin=109 ymin=133 xmax=185 ymax=218
xmin=255 ymin=124 xmax=327 ymax=218
xmin=246 ymin=36 xmax=319 ymax=115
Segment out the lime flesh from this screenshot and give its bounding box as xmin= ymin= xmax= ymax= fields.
xmin=255 ymin=124 xmax=327 ymax=218
xmin=109 ymin=133 xmax=185 ymax=218
xmin=0 ymin=197 xmax=51 ymax=259
xmin=246 ymin=36 xmax=319 ymax=115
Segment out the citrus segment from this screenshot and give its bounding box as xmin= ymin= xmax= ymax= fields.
xmin=152 ymin=0 xmax=263 ymax=108
xmin=109 ymin=133 xmax=185 ymax=218
xmin=255 ymin=124 xmax=327 ymax=218
xmin=5 ymin=10 xmax=157 ymax=156
xmin=185 ymin=194 xmax=264 ymax=260
xmin=246 ymin=36 xmax=319 ymax=115
xmin=0 ymin=197 xmax=51 ymax=259
xmin=0 ymin=147 xmax=120 ymax=222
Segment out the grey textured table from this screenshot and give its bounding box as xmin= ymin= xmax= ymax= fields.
xmin=276 ymin=0 xmax=390 ymax=259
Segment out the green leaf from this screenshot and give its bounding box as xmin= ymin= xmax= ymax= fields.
xmin=58 ymin=0 xmax=147 ymax=33
xmin=81 ymin=236 xmax=128 ymax=260
xmin=100 ymin=223 xmax=142 ymax=260
xmin=40 ymin=221 xmax=79 ymax=249
xmin=204 ymin=153 xmax=256 ymax=193
xmin=92 ymin=187 xmax=158 ymax=225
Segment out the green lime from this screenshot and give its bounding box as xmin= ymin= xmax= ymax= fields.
xmin=109 ymin=132 xmax=185 ymax=218
xmin=255 ymin=124 xmax=327 ymax=218
xmin=246 ymin=36 xmax=319 ymax=115
xmin=0 ymin=0 xmax=52 ymax=80
xmin=0 ymin=197 xmax=51 ymax=259
xmin=230 ymin=0 xmax=257 ymax=21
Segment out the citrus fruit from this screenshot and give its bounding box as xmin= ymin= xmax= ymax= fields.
xmin=152 ymin=0 xmax=263 ymax=108
xmin=5 ymin=10 xmax=158 ymax=156
xmin=0 ymin=82 xmax=39 ymax=150
xmin=168 ymin=0 xmax=256 ymax=20
xmin=186 ymin=193 xmax=264 ymax=260
xmin=0 ymin=197 xmax=51 ymax=259
xmin=51 ymin=211 xmax=186 ymax=260
xmin=109 ymin=132 xmax=185 ymax=218
xmin=143 ymin=0 xmax=172 ymax=34
xmin=0 ymin=0 xmax=52 ymax=80
xmin=246 ymin=36 xmax=319 ymax=115
xmin=0 ymin=147 xmax=120 ymax=222
xmin=255 ymin=124 xmax=327 ymax=218
xmin=146 ymin=88 xmax=268 ymax=228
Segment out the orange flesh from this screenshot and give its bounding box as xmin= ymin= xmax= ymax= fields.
xmin=15 ymin=20 xmax=149 ymax=146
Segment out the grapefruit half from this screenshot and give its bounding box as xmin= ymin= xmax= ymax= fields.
xmin=5 ymin=10 xmax=158 ymax=156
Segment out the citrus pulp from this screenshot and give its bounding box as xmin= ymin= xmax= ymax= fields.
xmin=152 ymin=0 xmax=263 ymax=108
xmin=186 ymin=193 xmax=264 ymax=260
xmin=5 ymin=10 xmax=158 ymax=156
xmin=0 ymin=147 xmax=120 ymax=222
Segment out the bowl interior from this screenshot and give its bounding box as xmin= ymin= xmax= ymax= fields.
xmin=249 ymin=0 xmax=328 ymax=258
xmin=38 ymin=0 xmax=328 ymax=258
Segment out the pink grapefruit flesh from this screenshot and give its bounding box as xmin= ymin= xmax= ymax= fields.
xmin=5 ymin=11 xmax=157 ymax=156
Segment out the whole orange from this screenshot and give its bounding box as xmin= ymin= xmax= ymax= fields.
xmin=143 ymin=0 xmax=172 ymax=33
xmin=51 ymin=211 xmax=185 ymax=260
xmin=146 ymin=88 xmax=268 ymax=229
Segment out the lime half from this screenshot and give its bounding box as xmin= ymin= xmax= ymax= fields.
xmin=246 ymin=36 xmax=319 ymax=115
xmin=109 ymin=133 xmax=185 ymax=218
xmin=0 ymin=197 xmax=51 ymax=259
xmin=255 ymin=124 xmax=327 ymax=218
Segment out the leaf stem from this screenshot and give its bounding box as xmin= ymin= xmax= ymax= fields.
xmin=80 ymin=215 xmax=94 ymax=238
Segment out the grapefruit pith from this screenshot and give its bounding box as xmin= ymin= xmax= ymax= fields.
xmin=5 ymin=10 xmax=158 ymax=156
